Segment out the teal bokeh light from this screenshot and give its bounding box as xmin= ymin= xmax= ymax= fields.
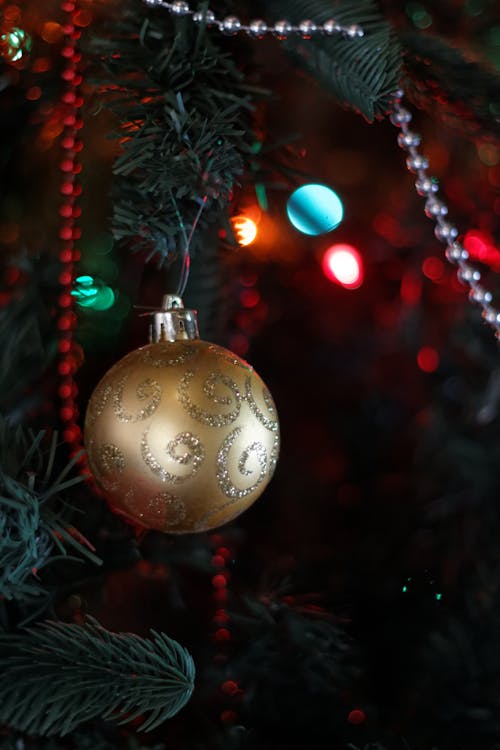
xmin=72 ymin=275 xmax=115 ymax=311
xmin=286 ymin=184 xmax=344 ymax=236
xmin=1 ymin=28 xmax=31 ymax=63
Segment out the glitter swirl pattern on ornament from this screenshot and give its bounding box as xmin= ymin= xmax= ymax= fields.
xmin=113 ymin=377 xmax=162 ymax=422
xmin=140 ymin=427 xmax=205 ymax=484
xmin=177 ymin=370 xmax=242 ymax=427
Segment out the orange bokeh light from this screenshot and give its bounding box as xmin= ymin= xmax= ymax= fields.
xmin=4 ymin=6 xmax=21 ymax=24
xmin=41 ymin=21 xmax=63 ymax=44
xmin=231 ymin=215 xmax=258 ymax=247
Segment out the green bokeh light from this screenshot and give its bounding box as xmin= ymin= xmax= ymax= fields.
xmin=487 ymin=26 xmax=500 ymax=45
xmin=405 ymin=2 xmax=432 ymax=29
xmin=484 ymin=27 xmax=500 ymax=68
xmin=477 ymin=143 xmax=499 ymax=167
xmin=465 ymin=0 xmax=485 ymax=15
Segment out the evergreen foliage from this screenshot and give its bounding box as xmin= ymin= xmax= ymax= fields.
xmin=0 ymin=617 xmax=195 ymax=736
xmin=400 ymin=29 xmax=500 ymax=138
xmin=0 ymin=421 xmax=100 ymax=603
xmin=89 ymin=0 xmax=265 ymax=263
xmin=229 ymin=598 xmax=360 ymax=742
xmin=0 ymin=258 xmax=60 ymax=420
xmin=0 ymin=732 xmax=165 ymax=750
xmin=256 ymin=0 xmax=401 ymax=120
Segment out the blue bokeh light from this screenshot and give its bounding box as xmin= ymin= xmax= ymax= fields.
xmin=286 ymin=184 xmax=344 ymax=236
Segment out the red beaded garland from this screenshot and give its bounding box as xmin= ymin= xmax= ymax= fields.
xmin=210 ymin=537 xmax=245 ymax=727
xmin=56 ymin=0 xmax=88 ymax=462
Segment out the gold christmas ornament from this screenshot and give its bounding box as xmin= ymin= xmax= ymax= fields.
xmin=84 ymin=295 xmax=279 ymax=533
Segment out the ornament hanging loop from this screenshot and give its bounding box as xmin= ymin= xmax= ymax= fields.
xmin=176 ymin=247 xmax=190 ymax=298
xmin=174 ymin=195 xmax=208 ymax=298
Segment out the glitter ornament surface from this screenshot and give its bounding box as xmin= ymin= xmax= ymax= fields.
xmin=84 ymin=338 xmax=279 ymax=533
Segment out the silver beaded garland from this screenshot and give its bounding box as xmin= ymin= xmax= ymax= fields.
xmin=346 ymin=23 xmax=364 ymax=38
xmin=273 ymin=20 xmax=292 ymax=39
xmin=192 ymin=8 xmax=215 ymax=25
xmin=415 ymin=176 xmax=439 ymax=196
xmin=393 ymin=92 xmax=500 ymax=339
xmin=398 ymin=131 xmax=421 ymax=149
xmin=298 ymin=20 xmax=317 ymax=38
xmin=445 ymin=243 xmax=468 ymax=263
xmin=142 ymin=0 xmax=365 ymax=39
xmin=406 ymin=154 xmax=429 ymax=172
xmin=470 ymin=286 xmax=492 ymax=304
xmin=170 ymin=0 xmax=189 ymax=14
xmin=248 ymin=19 xmax=268 ymax=38
xmin=434 ymin=222 xmax=459 ymax=242
xmin=484 ymin=309 xmax=500 ymax=325
xmin=221 ymin=16 xmax=241 ymax=35
xmin=390 ymin=108 xmax=412 ymax=126
xmin=322 ymin=19 xmax=340 ymax=35
xmin=424 ymin=197 xmax=448 ymax=218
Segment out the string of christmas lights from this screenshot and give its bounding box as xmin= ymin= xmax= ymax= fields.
xmin=56 ymin=0 xmax=86 ymax=458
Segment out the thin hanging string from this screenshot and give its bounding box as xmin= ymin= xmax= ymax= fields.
xmin=174 ymin=194 xmax=208 ymax=298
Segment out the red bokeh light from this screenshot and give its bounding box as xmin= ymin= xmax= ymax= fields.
xmin=417 ymin=346 xmax=439 ymax=373
xmin=240 ymin=288 xmax=260 ymax=308
xmin=422 ymin=256 xmax=445 ymax=282
xmin=212 ymin=574 xmax=228 ymax=589
xmin=221 ymin=680 xmax=240 ymax=696
xmin=463 ymin=229 xmax=500 ymax=271
xmin=26 ymin=86 xmax=42 ymax=101
xmin=348 ymin=709 xmax=366 ymax=725
xmin=214 ymin=628 xmax=231 ymax=642
xmin=400 ymin=271 xmax=422 ymax=306
xmin=322 ymin=244 xmax=363 ymax=289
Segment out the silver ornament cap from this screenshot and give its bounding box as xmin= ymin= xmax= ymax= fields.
xmin=143 ymin=295 xmax=200 ymax=343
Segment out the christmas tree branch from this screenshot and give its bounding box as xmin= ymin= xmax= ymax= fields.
xmin=0 ymin=617 xmax=195 ymax=736
xmin=88 ymin=0 xmax=266 ymax=263
xmin=400 ymin=29 xmax=500 ymax=139
xmin=0 ymin=256 xmax=61 ymax=420
xmin=249 ymin=0 xmax=401 ymax=120
xmin=2 ymin=733 xmax=166 ymax=750
xmin=0 ymin=420 xmax=101 ymax=603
